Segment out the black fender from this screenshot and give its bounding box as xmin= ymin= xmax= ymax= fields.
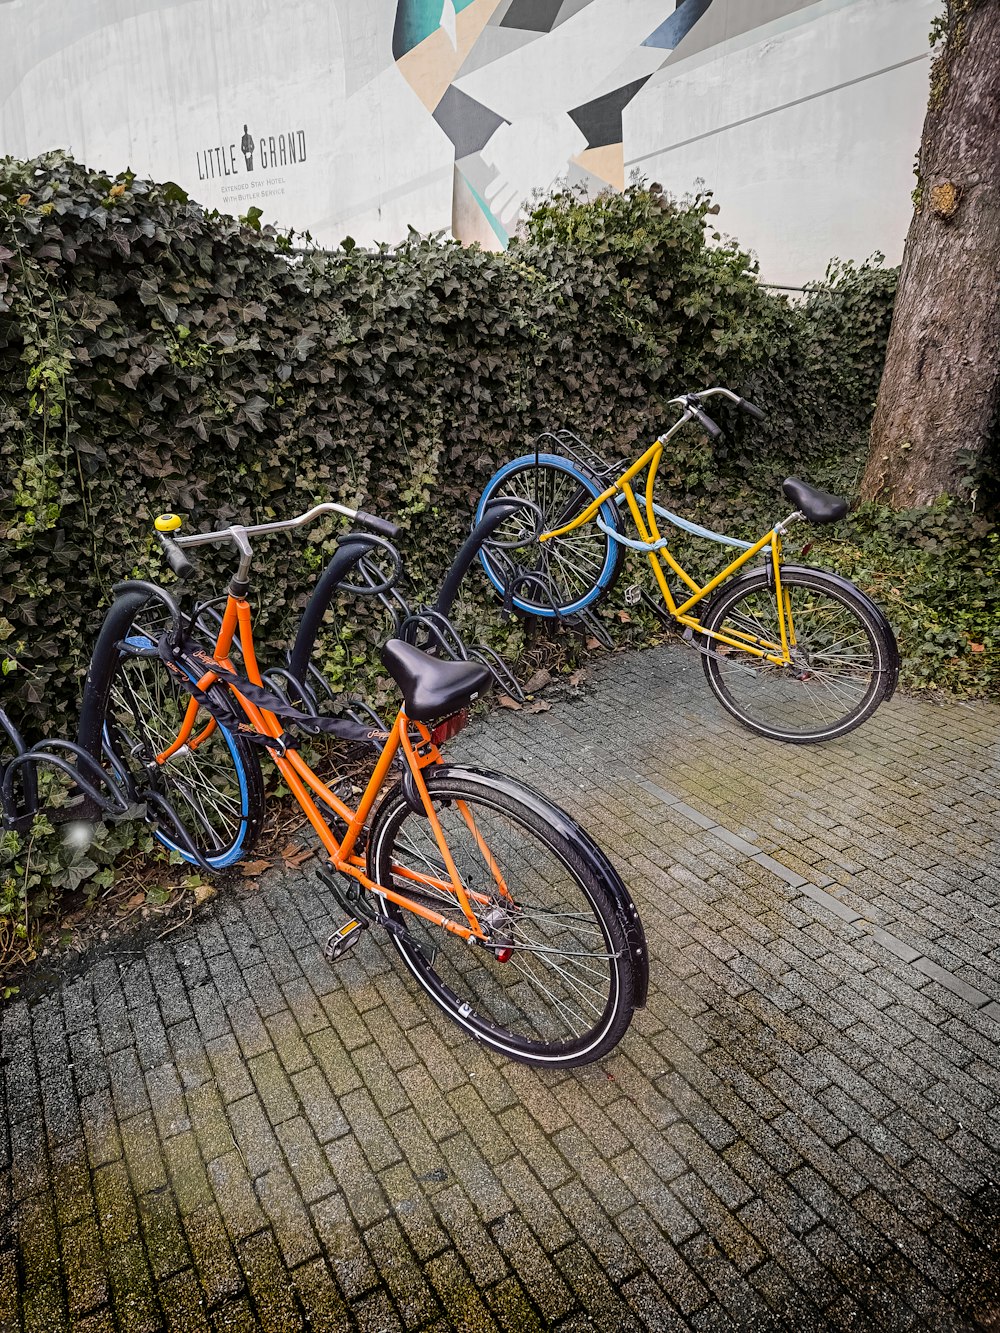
xmin=703 ymin=563 xmax=900 ymax=700
xmin=380 ymin=763 xmax=649 ymax=1008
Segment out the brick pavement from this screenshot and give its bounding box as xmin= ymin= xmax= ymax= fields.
xmin=2 ymin=641 xmax=999 ymax=1331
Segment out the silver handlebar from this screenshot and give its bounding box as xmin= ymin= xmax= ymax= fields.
xmin=172 ymin=501 xmax=359 ymax=549
xmin=656 ymin=386 xmax=747 ymax=444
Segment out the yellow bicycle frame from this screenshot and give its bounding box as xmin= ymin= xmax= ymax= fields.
xmin=540 ymin=437 xmax=797 ymax=665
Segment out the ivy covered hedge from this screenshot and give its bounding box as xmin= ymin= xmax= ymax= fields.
xmin=0 ymin=152 xmax=907 ymax=742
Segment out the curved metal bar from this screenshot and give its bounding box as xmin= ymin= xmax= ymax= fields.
xmin=573 ymin=605 xmax=615 ymax=650
xmin=301 ymin=660 xmax=337 ymax=704
xmin=433 ymin=501 xmax=527 ymax=617
xmin=18 ymin=737 xmax=131 ymax=813
xmin=398 ymin=611 xmax=468 ymax=662
xmin=110 ymin=580 xmax=185 ymax=636
xmin=2 ymin=749 xmax=129 ymax=821
xmin=467 ymin=645 xmax=525 ymax=703
xmin=373 ymin=589 xmax=407 ymax=639
xmin=337 ymin=540 xmax=404 ymax=595
xmin=263 ymin=668 xmax=320 ymax=717
xmin=345 ymin=701 xmax=391 ymax=732
xmin=474 ymin=498 xmax=545 ymax=554
xmin=289 ymin=535 xmax=401 ymax=687
xmin=0 ymin=707 xmax=38 ymax=825
xmin=140 ymin=791 xmax=217 ymax=876
xmin=505 ymin=569 xmax=566 ymax=617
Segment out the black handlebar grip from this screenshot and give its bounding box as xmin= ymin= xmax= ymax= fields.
xmin=690 ymin=407 xmax=723 ymax=440
xmin=355 ymin=510 xmax=401 ymax=539
xmin=738 ymin=397 xmax=766 ymax=421
xmin=158 ymin=534 xmax=196 ymax=581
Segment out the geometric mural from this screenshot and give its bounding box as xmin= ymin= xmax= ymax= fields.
xmin=394 ymin=0 xmax=727 ymax=244
xmin=0 ymin=0 xmax=936 ymax=283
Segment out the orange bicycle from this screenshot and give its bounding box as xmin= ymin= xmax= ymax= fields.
xmin=73 ymin=502 xmax=647 ymax=1067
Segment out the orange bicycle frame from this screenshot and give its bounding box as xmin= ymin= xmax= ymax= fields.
xmin=158 ymin=592 xmax=508 ymax=941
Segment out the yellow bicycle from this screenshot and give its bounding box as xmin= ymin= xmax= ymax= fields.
xmin=476 ymin=387 xmax=898 ymax=744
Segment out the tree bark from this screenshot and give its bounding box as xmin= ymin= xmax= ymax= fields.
xmin=860 ymin=0 xmax=1000 ymax=508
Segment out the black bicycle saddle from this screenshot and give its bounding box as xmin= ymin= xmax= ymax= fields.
xmin=381 ymin=639 xmax=492 ymax=721
xmin=782 ymin=477 xmax=849 ymax=524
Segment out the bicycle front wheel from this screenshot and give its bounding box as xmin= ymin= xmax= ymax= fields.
xmin=79 ymin=594 xmax=264 ymax=868
xmin=366 ymin=771 xmax=636 ymax=1066
xmin=476 ymin=455 xmax=622 ymax=616
xmin=701 ymin=567 xmax=893 ymax=743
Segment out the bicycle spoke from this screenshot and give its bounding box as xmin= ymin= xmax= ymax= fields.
xmin=705 ymin=574 xmax=884 ymax=741
xmin=374 ymin=789 xmax=624 ymax=1051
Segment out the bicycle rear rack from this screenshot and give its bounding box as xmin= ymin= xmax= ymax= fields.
xmin=534 ymin=428 xmax=621 ymax=483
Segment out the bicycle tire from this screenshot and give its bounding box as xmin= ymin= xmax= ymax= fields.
xmin=366 ymin=768 xmax=637 ymax=1066
xmin=78 ymin=591 xmax=265 ymax=868
xmin=475 ymin=455 xmax=623 ymax=617
xmin=700 ymin=566 xmax=894 ymax=743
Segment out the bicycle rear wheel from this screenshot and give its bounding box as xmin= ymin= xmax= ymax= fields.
xmin=78 ymin=594 xmax=264 ymax=868
xmin=476 ymin=455 xmax=622 ymax=616
xmin=366 ymin=770 xmax=637 ymax=1066
xmin=701 ymin=567 xmax=893 ymax=743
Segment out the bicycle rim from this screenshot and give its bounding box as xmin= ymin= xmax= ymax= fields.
xmin=702 ymin=569 xmax=889 ymax=743
xmin=104 ymin=625 xmax=262 ymax=866
xmin=367 ymin=775 xmax=634 ymax=1066
xmin=476 ymin=455 xmax=621 ymax=616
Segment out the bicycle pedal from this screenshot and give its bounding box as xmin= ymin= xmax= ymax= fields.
xmin=624 ymin=584 xmax=642 ymax=606
xmin=324 ymin=918 xmax=368 ymax=962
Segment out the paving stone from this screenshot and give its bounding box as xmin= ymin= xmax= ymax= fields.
xmin=180 ymin=1204 xmax=244 ymax=1308
xmin=253 ymin=1165 xmax=319 ymax=1268
xmin=288 ymin=1257 xmax=352 ymax=1330
xmin=5 ymin=643 xmax=1000 ymax=1329
xmin=235 ymin=1232 xmax=303 ymax=1333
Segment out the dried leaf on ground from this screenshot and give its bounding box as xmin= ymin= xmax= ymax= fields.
xmin=281 ymin=843 xmax=313 ymax=867
xmin=527 ymin=700 xmax=552 ymax=714
xmin=241 ymin=859 xmax=271 ymax=877
xmin=497 ymin=694 xmax=522 ymax=710
xmin=522 ymin=668 xmax=552 ymax=694
xmin=568 ymin=669 xmax=586 ymax=687
xmin=586 ymin=637 xmax=602 ymax=650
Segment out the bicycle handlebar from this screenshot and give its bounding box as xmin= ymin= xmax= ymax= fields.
xmin=170 ymin=501 xmax=399 ymax=549
xmin=154 ymin=501 xmax=400 ymax=584
xmin=659 ymin=386 xmax=766 ymax=443
xmin=158 ymin=533 xmax=197 ymax=580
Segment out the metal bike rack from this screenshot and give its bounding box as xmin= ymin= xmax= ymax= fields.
xmin=298 ymin=508 xmax=530 ymax=710
xmin=0 ymin=706 xmax=131 ymax=835
xmin=478 ymin=514 xmax=617 ymax=653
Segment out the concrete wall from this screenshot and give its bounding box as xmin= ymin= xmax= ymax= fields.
xmin=0 ymin=0 xmax=936 ymax=284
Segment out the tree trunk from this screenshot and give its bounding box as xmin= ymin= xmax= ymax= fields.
xmin=860 ymin=0 xmax=1000 ymax=508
